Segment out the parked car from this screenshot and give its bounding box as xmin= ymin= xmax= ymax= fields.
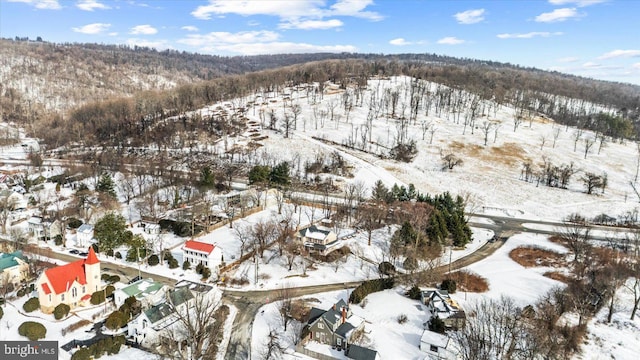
xmin=69 ymin=249 xmax=79 ymax=255
xmin=78 ymin=251 xmax=88 ymax=257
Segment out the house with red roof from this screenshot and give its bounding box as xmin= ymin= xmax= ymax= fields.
xmin=36 ymin=247 xmax=101 ymax=313
xmin=182 ymin=239 xmax=223 ymax=273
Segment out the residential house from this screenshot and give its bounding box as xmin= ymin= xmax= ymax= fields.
xmin=345 ymin=344 xmax=380 ymax=360
xmin=0 ymin=251 xmax=29 ymax=285
xmin=113 ymin=278 xmax=166 ymax=308
xmin=305 ymin=299 xmax=365 ymax=350
xmin=298 ymin=224 xmax=338 ymax=255
xmin=419 ymin=330 xmax=459 ymax=360
xmin=76 ymin=224 xmax=94 ymax=248
xmin=36 ymin=247 xmax=100 ymax=313
xmin=421 ymin=289 xmax=466 ymax=330
xmin=182 ymin=240 xmax=223 ymax=271
xmin=127 ymin=286 xmax=195 ymax=346
xmin=143 ymin=223 xmax=160 ymax=235
xmin=0 ymin=189 xmax=24 ymax=210
xmin=27 ymin=216 xmax=62 ymax=241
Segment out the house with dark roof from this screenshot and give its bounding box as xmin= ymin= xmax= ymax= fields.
xmin=36 ymin=247 xmax=100 ymax=313
xmin=298 ymin=224 xmax=338 ymax=255
xmin=0 ymin=251 xmax=28 ymax=285
xmin=421 ymin=289 xmax=466 ymax=330
xmin=182 ymin=239 xmax=223 ymax=272
xmin=346 ymin=344 xmax=380 ymax=360
xmin=305 ymin=299 xmax=365 ymax=350
xmin=127 ymin=286 xmax=195 ymax=346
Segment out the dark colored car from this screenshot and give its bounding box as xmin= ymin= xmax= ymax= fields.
xmin=69 ymin=249 xmax=80 ymax=255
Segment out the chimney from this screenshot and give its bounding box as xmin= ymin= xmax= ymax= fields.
xmin=341 ymin=307 xmax=346 ymax=324
xmin=333 ymin=303 xmax=336 ymax=311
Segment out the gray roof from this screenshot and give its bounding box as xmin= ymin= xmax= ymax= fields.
xmin=169 ymin=286 xmax=194 ymax=307
xmin=308 ymin=307 xmax=325 ymax=324
xmin=335 ymin=322 xmax=355 ymax=338
xmin=145 ymin=303 xmax=174 ymax=324
xmin=346 ymin=344 xmax=378 ymax=360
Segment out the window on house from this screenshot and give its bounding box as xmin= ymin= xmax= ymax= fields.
xmin=48 ymin=294 xmax=51 ymax=302
xmin=83 ymin=286 xmax=86 ymax=293
xmin=337 ymin=338 xmax=341 ymax=346
xmin=430 ymin=345 xmax=438 ymax=353
xmin=72 ymin=288 xmax=77 ymax=298
xmin=318 ymin=323 xmax=323 ymax=329
xmin=61 ymin=294 xmax=65 ymax=301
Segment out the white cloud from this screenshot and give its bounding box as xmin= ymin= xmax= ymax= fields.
xmin=130 ymin=25 xmax=158 ymax=35
xmin=598 ymin=49 xmax=640 ymax=59
xmin=535 ymin=8 xmax=580 ymax=22
xmin=279 ymin=19 xmax=343 ymax=30
xmin=8 ymin=0 xmax=61 ymax=10
xmin=191 ymin=0 xmax=382 ymax=22
xmin=178 ymin=31 xmax=281 ymax=47
xmin=497 ymin=31 xmax=563 ymax=39
xmin=582 ymin=61 xmax=601 ymax=69
xmin=454 ymin=9 xmax=485 ymax=24
xmin=181 ymin=26 xmax=199 ymax=32
xmin=548 ymin=0 xmax=607 ymax=7
xmin=389 ymin=38 xmax=411 ymax=46
xmin=76 ymin=0 xmax=110 ymax=11
xmin=632 ymin=63 xmax=640 ymax=70
xmin=72 ymin=23 xmax=111 ymax=34
xmin=437 ymin=37 xmax=465 ymax=45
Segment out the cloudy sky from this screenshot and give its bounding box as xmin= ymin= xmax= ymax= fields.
xmin=2 ymin=0 xmax=639 ymax=85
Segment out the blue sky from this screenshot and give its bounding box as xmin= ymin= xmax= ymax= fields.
xmin=2 ymin=0 xmax=640 ymax=85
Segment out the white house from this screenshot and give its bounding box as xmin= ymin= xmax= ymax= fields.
xmin=421 ymin=289 xmax=466 ymax=330
xmin=144 ymin=223 xmax=160 ymax=235
xmin=27 ymin=216 xmax=62 ymax=241
xmin=113 ymin=278 xmax=166 ymax=308
xmin=0 ymin=251 xmax=29 ymax=285
xmin=419 ymin=330 xmax=459 ymax=360
xmin=127 ymin=286 xmax=195 ymax=346
xmin=298 ymin=224 xmax=338 ymax=255
xmin=76 ymin=223 xmax=94 ymax=247
xmin=182 ymin=240 xmax=223 ymax=271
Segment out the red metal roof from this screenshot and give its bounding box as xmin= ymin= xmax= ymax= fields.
xmin=81 ymin=294 xmax=91 ymax=301
xmin=41 ymin=283 xmax=51 ymax=295
xmin=43 ymin=251 xmax=98 ymax=295
xmin=85 ymin=247 xmax=99 ymax=265
xmin=183 ymin=240 xmax=215 ymax=254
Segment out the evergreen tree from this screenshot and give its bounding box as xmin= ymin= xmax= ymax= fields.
xmin=248 ymin=165 xmax=271 ymax=185
xmin=96 ymin=172 xmax=116 ymax=198
xmin=94 ymin=213 xmax=128 ymax=255
xmin=270 ymin=161 xmax=291 ymax=186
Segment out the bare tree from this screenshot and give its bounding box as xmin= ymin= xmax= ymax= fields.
xmin=481 ymin=121 xmax=493 ymax=146
xmin=234 ymin=222 xmax=252 ymax=259
xmin=552 ymin=127 xmax=561 ymax=148
xmin=558 ymin=213 xmax=591 ymax=265
xmin=157 ymin=291 xmax=222 ymax=360
xmin=573 ymin=129 xmax=583 ymax=152
xmin=259 ymin=326 xmax=285 ymax=360
xmin=583 ymin=136 xmax=596 ymax=159
xmin=453 ymin=296 xmax=534 ymax=360
xmin=539 ymin=135 xmax=547 ymax=150
xmin=581 ymin=172 xmax=606 ymax=195
xmin=277 ymin=284 xmax=293 ymax=331
xmin=441 ymin=152 xmax=463 ymax=171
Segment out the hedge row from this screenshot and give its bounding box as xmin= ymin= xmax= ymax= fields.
xmin=349 ymin=278 xmax=394 ymax=304
xmin=71 ymin=335 xmax=125 ymax=360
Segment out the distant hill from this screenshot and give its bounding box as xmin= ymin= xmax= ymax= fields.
xmin=0 ymin=38 xmax=639 ymax=142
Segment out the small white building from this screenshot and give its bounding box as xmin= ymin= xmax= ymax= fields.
xmin=298 ymin=224 xmax=338 ymax=255
xmin=182 ymin=240 xmax=223 ymax=271
xmin=27 ymin=216 xmax=62 ymax=241
xmin=419 ymin=330 xmax=459 ymax=360
xmin=127 ymin=286 xmax=195 ymax=346
xmin=0 ymin=251 xmax=29 ymax=285
xmin=144 ymin=223 xmax=161 ymax=235
xmin=76 ymin=223 xmax=94 ymax=247
xmin=113 ymin=278 xmax=166 ymax=308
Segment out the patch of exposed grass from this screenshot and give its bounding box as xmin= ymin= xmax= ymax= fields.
xmin=543 ymin=271 xmax=572 ymax=283
xmin=509 ymin=246 xmax=565 ymax=268
xmin=447 ymin=270 xmax=489 ymax=293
